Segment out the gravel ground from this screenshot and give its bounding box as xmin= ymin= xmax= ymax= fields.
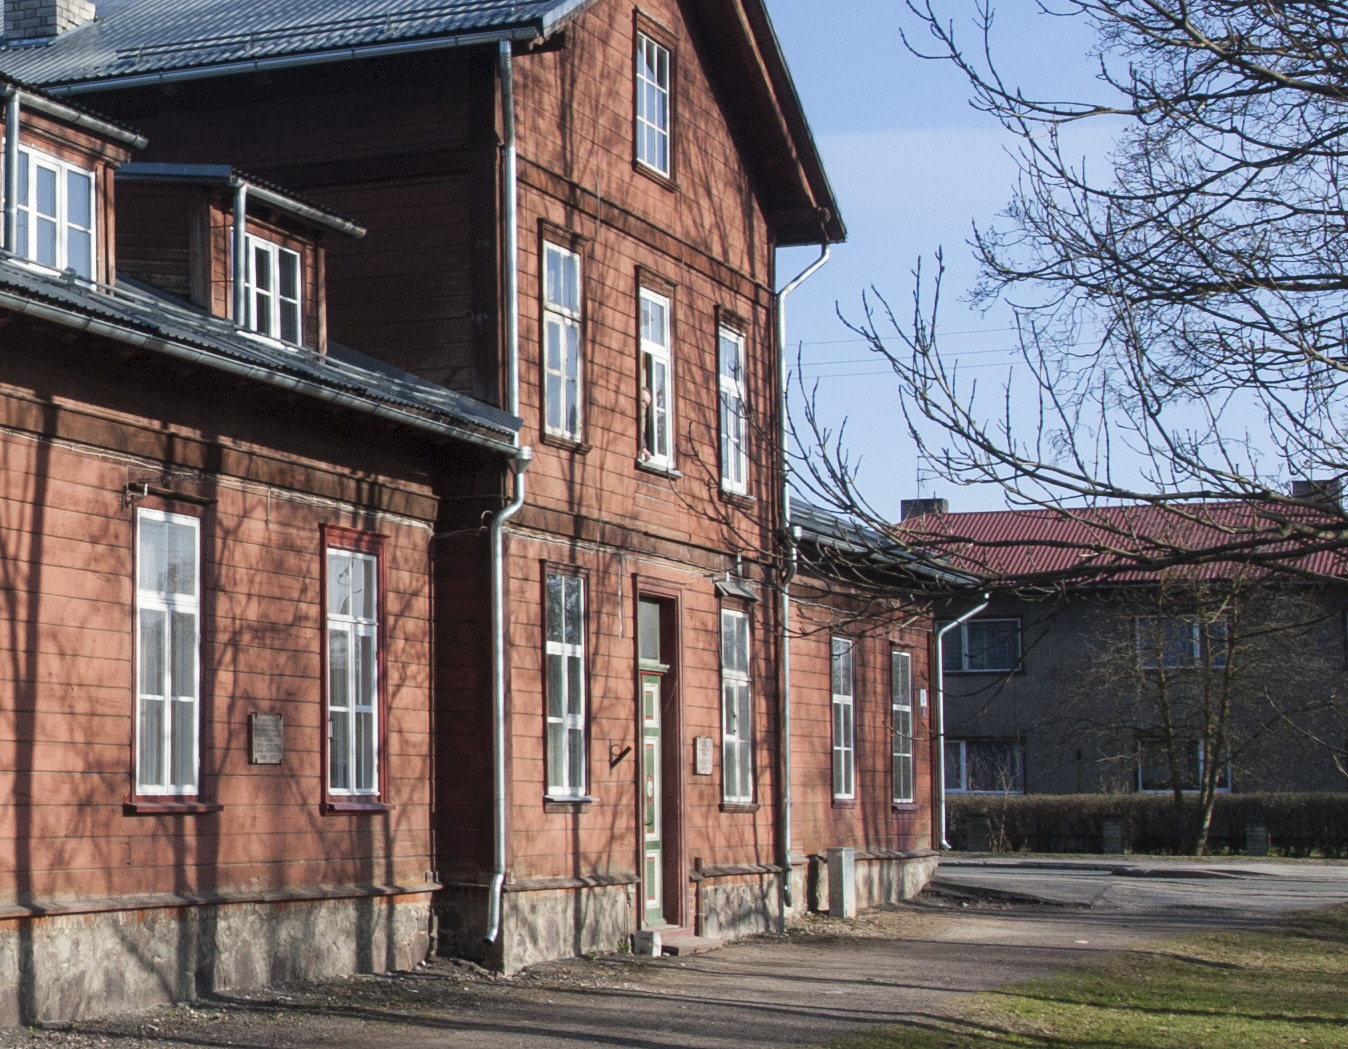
xmin=2 ymin=873 xmax=1338 ymax=1049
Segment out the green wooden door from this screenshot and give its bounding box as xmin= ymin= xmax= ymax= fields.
xmin=642 ymin=672 xmax=663 ymax=926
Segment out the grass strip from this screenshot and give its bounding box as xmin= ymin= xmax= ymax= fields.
xmin=827 ymin=905 xmax=1348 ymax=1048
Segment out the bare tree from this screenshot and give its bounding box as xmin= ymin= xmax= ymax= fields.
xmin=1068 ymin=573 xmax=1346 ymax=853
xmin=796 ymin=1 xmax=1348 ymax=586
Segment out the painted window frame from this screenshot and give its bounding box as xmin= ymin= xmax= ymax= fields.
xmin=945 ymin=739 xmax=1025 ymax=794
xmin=8 ymin=146 xmax=96 ymax=280
xmin=541 ymin=237 xmax=584 ymax=441
xmin=638 ymin=284 xmax=675 ymax=470
xmin=634 ymin=23 xmax=673 ymax=179
xmin=134 ymin=508 xmax=201 ymax=797
xmin=321 ymin=526 xmax=389 ymax=810
xmin=1134 ymin=615 xmax=1229 ymax=670
xmin=718 ymin=324 xmax=749 ymax=494
xmin=545 ymin=570 xmax=589 ymax=799
xmin=891 ymin=649 xmax=914 ymax=804
xmin=831 ymin=636 xmax=856 ymax=800
xmin=720 ymin=607 xmax=753 ymax=804
xmin=939 ymin=617 xmax=1022 ymax=673
xmin=241 ymin=232 xmax=303 ymax=346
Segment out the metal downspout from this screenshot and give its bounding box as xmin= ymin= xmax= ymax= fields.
xmin=3 ymin=90 xmax=18 ymax=255
xmin=775 ymin=242 xmax=830 ymax=908
xmin=486 ymin=37 xmax=525 ymax=947
xmin=934 ymin=594 xmax=990 ymax=849
xmin=232 ymin=183 xmax=248 ymax=326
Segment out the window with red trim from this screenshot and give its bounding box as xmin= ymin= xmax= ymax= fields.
xmin=322 ymin=527 xmax=387 ymax=804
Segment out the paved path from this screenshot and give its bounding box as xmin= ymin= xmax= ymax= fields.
xmin=38 ymin=857 xmax=1348 ymax=1049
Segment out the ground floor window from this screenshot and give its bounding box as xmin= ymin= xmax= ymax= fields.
xmin=1136 ymin=738 xmax=1232 ymax=792
xmin=325 ymin=534 xmax=383 ymax=797
xmin=545 ymin=571 xmax=587 ymax=797
xmin=946 ymin=739 xmax=1024 ymax=794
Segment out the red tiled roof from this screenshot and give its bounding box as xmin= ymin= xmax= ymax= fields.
xmin=894 ymin=501 xmax=1348 ymax=584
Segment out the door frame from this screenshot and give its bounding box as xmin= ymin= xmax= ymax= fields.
xmin=633 ymin=577 xmax=685 ymax=929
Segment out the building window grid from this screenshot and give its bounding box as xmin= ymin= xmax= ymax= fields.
xmin=940 ymin=618 xmax=1022 ymax=673
xmin=326 ymin=548 xmax=379 ymax=796
xmin=7 ymin=147 xmax=95 ymax=280
xmin=1135 ymin=615 xmax=1229 ymax=670
xmin=721 ymin=608 xmax=753 ymax=804
xmin=135 ymin=509 xmax=200 ymax=796
xmin=831 ymin=636 xmax=855 ymax=799
xmin=546 ymin=573 xmax=587 ymax=798
xmin=242 ymin=234 xmax=302 ymax=345
xmin=639 ymin=287 xmax=673 ymax=468
xmin=891 ymin=650 xmax=914 ymax=804
xmin=946 ymin=739 xmax=1025 ymax=794
xmin=1136 ymin=738 xmax=1232 ymax=793
xmin=718 ymin=326 xmax=748 ymax=493
xmin=635 ymin=31 xmax=671 ymax=176
xmin=543 ymin=241 xmax=583 ymax=439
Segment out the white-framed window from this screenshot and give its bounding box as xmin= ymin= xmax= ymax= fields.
xmin=135 ymin=510 xmax=200 ymax=795
xmin=721 ymin=608 xmax=753 ymax=804
xmin=718 ymin=326 xmax=748 ymax=494
xmin=940 ymin=618 xmax=1021 ymax=673
xmin=639 ymin=287 xmax=673 ymax=468
xmin=546 ymin=572 xmax=587 ymax=798
xmin=891 ymin=650 xmax=914 ymax=804
xmin=7 ymin=147 xmax=95 ymax=280
xmin=831 ymin=636 xmax=855 ymax=799
xmin=1135 ymin=615 xmax=1229 ymax=670
xmin=326 ymin=546 xmax=380 ymax=796
xmin=543 ymin=241 xmax=583 ymax=439
xmin=946 ymin=739 xmax=1025 ymax=794
xmin=241 ymin=234 xmax=302 ymax=345
xmin=1136 ymin=738 xmax=1232 ymax=792
xmin=635 ymin=31 xmax=671 ymax=176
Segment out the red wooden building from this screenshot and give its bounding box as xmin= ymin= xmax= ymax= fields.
xmin=0 ymin=0 xmax=941 ymax=1008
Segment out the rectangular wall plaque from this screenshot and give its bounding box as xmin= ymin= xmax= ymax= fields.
xmin=694 ymin=735 xmax=714 ymax=776
xmin=249 ymin=712 xmax=284 ymax=765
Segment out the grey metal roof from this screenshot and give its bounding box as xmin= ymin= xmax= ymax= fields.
xmin=0 ymin=258 xmax=520 ymax=450
xmin=0 ymin=0 xmax=592 ymax=87
xmin=791 ymin=501 xmax=976 ymax=587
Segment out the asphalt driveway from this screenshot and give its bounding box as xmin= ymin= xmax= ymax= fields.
xmin=18 ymin=857 xmax=1348 ymax=1049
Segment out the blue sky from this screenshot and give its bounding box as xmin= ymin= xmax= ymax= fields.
xmin=763 ymin=3 xmax=1105 ymax=517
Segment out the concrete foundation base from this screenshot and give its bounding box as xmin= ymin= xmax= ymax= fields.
xmin=698 ymin=873 xmax=782 ymax=940
xmin=805 ymin=850 xmax=938 ymax=915
xmin=0 ymin=890 xmax=432 ymax=1027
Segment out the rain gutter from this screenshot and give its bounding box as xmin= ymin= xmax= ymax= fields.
xmin=934 ymin=594 xmax=990 ymax=850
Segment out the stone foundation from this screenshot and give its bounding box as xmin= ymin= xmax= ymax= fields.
xmin=805 ymin=850 xmax=938 ymax=914
xmin=436 ymin=880 xmax=635 ymax=975
xmin=0 ymin=889 xmax=432 ymax=1027
xmin=695 ymin=871 xmax=783 ymax=940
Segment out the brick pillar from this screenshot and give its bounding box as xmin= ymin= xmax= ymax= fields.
xmin=3 ymin=0 xmax=95 ymax=41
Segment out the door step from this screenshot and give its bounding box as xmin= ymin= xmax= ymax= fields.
xmin=660 ymin=929 xmax=723 ymax=957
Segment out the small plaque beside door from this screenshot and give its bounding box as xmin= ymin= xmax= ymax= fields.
xmin=249 ymin=713 xmax=284 ymax=765
xmin=694 ymin=736 xmax=714 ymax=776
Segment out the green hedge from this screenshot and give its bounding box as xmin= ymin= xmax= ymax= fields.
xmin=948 ymin=792 xmax=1348 ymax=856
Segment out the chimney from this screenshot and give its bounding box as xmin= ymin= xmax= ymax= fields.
xmin=1290 ymin=478 xmax=1343 ymax=511
xmin=900 ymin=497 xmax=948 ymax=520
xmin=4 ymin=0 xmax=95 ymax=42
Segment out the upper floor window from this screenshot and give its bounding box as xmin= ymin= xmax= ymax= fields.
xmin=326 ymin=540 xmax=381 ymax=798
xmin=1135 ymin=615 xmax=1228 ymax=670
xmin=718 ymin=326 xmax=748 ymax=494
xmin=543 ymin=240 xmax=582 ymax=440
xmin=940 ymin=618 xmax=1021 ymax=673
xmin=546 ymin=572 xmax=588 ymax=798
xmin=891 ymin=650 xmax=914 ymax=804
xmin=639 ymin=287 xmax=674 ymax=469
xmin=721 ymin=608 xmax=753 ymax=804
xmin=10 ymin=148 xmax=94 ymax=280
xmin=135 ymin=509 xmax=200 ymax=796
xmin=831 ymin=636 xmax=855 ymax=799
xmin=635 ymin=30 xmax=671 ymax=177
xmin=242 ymin=234 xmax=302 ymax=345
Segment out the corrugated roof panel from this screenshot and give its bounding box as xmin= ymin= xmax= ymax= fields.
xmin=0 ymin=260 xmax=519 ymax=443
xmin=894 ymin=503 xmax=1348 ymax=582
xmin=0 ymin=0 xmax=569 ymax=85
